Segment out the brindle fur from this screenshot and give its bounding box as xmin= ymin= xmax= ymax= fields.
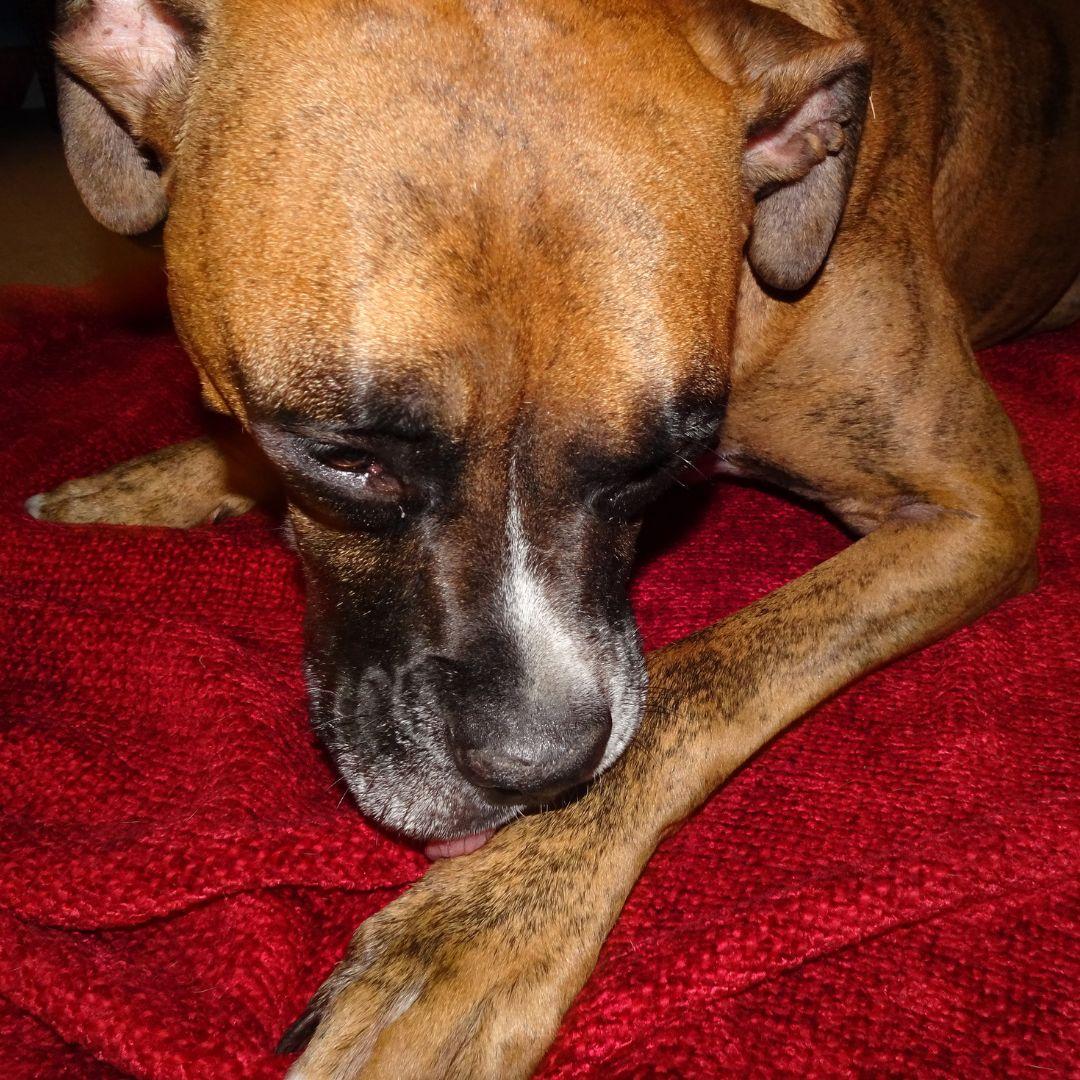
xmin=34 ymin=0 xmax=1078 ymax=1076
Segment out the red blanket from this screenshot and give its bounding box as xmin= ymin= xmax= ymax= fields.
xmin=2 ymin=284 xmax=1077 ymax=1078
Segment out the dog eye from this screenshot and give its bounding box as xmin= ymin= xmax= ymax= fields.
xmin=311 ymin=444 xmax=378 ymax=473
xmin=591 ymin=472 xmax=663 ymax=522
xmin=589 ymin=453 xmax=698 ymax=522
xmin=307 ymin=443 xmax=405 ymax=499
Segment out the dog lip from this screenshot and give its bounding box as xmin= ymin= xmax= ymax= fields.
xmin=423 ymin=829 xmax=496 ymax=860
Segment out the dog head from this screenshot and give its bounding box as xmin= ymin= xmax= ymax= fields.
xmin=55 ymin=0 xmax=868 ymax=843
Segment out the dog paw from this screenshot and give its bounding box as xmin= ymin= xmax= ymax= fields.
xmin=25 ymin=438 xmax=255 ymax=527
xmin=279 ymin=826 xmax=617 ymax=1080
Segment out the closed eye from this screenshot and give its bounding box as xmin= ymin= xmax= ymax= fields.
xmin=590 ymin=461 xmax=683 ymax=521
xmin=586 ymin=435 xmax=713 ymax=521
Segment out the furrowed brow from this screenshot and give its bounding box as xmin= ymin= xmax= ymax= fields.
xmin=263 ymin=396 xmax=440 ymax=442
xmin=576 ymin=401 xmax=723 ymax=480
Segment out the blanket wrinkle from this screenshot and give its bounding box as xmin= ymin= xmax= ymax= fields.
xmin=1 ymin=285 xmax=1076 ymax=1078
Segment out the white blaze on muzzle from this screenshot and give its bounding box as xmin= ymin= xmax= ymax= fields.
xmin=502 ymin=494 xmax=596 ymax=694
xmin=500 ymin=491 xmax=645 ymax=773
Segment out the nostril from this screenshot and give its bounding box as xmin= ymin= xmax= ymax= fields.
xmin=580 ymin=706 xmax=612 ymax=773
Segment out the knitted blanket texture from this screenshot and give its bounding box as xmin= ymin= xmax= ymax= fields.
xmin=1 ymin=285 xmax=1077 ymax=1078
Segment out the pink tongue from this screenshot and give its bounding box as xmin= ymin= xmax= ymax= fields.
xmin=424 ymin=829 xmax=495 ymax=860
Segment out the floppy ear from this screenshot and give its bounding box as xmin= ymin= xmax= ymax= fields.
xmin=53 ymin=0 xmax=208 ymax=234
xmin=684 ymin=2 xmax=871 ymax=291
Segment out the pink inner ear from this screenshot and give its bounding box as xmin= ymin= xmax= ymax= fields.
xmin=68 ymin=0 xmax=184 ymax=99
xmin=745 ymin=85 xmax=843 ymax=185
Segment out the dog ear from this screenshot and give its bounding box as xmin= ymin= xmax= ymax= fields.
xmin=53 ymin=0 xmax=211 ymax=234
xmin=684 ymin=3 xmax=871 ymax=291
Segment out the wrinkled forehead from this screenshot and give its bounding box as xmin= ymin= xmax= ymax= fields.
xmin=167 ymin=0 xmax=740 ymax=429
xmin=193 ymin=0 xmax=736 ymax=167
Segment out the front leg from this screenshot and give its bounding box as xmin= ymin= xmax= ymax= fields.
xmin=281 ymin=801 xmax=650 ymax=1080
xmin=25 ymin=425 xmax=279 ymax=527
xmin=283 ymin=257 xmax=1039 ymax=1078
xmin=282 ymin=488 xmax=1036 ymax=1080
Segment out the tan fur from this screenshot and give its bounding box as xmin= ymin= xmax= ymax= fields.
xmin=34 ymin=0 xmax=1079 ymax=1075
xmin=29 ymin=432 xmax=275 ymax=526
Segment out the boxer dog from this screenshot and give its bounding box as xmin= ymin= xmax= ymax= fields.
xmin=31 ymin=0 xmax=1079 ymax=1075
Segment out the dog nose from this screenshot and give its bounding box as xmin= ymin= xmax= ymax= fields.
xmin=446 ymin=704 xmax=612 ymax=802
